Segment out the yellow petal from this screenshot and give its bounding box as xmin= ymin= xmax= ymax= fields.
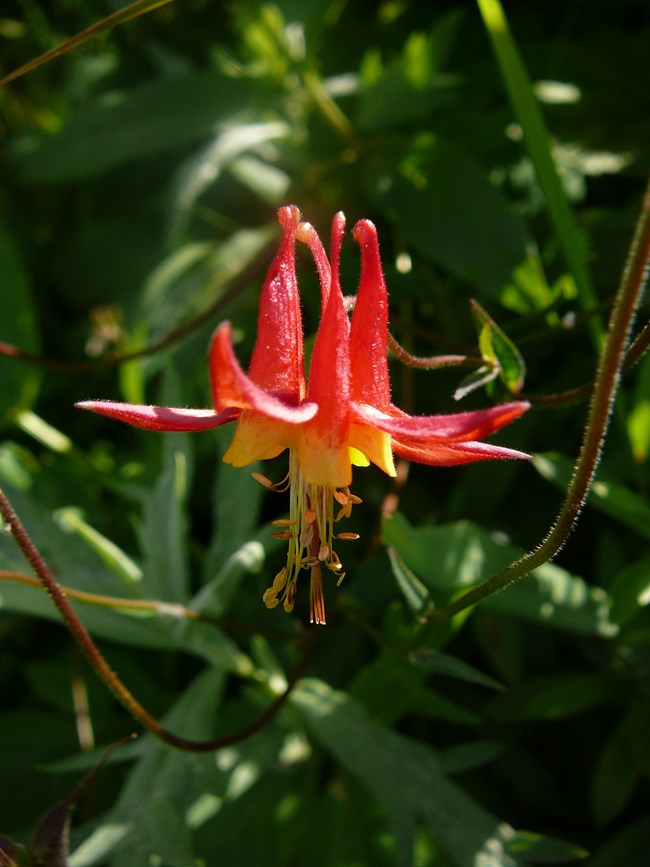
xmin=349 ymin=446 xmax=370 ymax=467
xmin=223 ymin=412 xmax=290 ymax=466
xmin=349 ymin=424 xmax=396 ymax=477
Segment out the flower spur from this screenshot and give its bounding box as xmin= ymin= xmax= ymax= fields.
xmin=77 ymin=205 xmax=529 ymax=624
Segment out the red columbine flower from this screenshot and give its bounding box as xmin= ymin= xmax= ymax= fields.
xmin=77 ymin=205 xmax=530 ymax=624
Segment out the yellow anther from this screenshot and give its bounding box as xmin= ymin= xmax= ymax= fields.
xmin=251 ymin=471 xmax=275 ymax=489
xmin=272 ymin=568 xmax=288 ymax=591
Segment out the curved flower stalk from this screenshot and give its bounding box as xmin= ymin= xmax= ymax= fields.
xmin=77 ymin=205 xmax=530 ymax=624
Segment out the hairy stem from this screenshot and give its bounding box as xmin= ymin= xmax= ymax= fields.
xmin=0 ymin=489 xmax=312 ymax=751
xmin=387 ymin=331 xmax=485 ymax=370
xmin=422 ymin=179 xmax=650 ymax=629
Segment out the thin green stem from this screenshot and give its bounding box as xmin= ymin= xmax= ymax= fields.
xmin=476 ymin=0 xmax=602 ymax=347
xmin=419 ymin=179 xmax=650 ymax=632
xmin=301 ymin=67 xmax=361 ymax=150
xmin=0 ymin=0 xmax=176 ymax=87
xmin=0 ymin=489 xmax=313 ymax=751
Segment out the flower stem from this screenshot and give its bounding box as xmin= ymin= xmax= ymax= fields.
xmin=387 ymin=331 xmax=485 ymax=370
xmin=0 ymin=488 xmax=312 ymax=751
xmin=420 ymin=179 xmax=650 ymax=630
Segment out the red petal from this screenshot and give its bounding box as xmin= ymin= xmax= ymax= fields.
xmin=303 ymin=213 xmax=351 ymax=427
xmin=209 ymin=323 xmax=318 ymax=423
xmin=296 ymin=214 xmax=353 ymax=486
xmin=350 ymin=219 xmax=391 ymax=409
xmin=296 ymin=219 xmax=332 ymax=314
xmin=75 ymin=401 xmax=238 ymax=431
xmin=352 ymin=401 xmax=530 ymax=443
xmin=247 ymin=205 xmax=306 ymax=400
xmin=392 ymin=438 xmax=531 ymax=466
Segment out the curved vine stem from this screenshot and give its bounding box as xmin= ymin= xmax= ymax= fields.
xmin=417 ymin=179 xmax=650 ymax=635
xmin=0 ymin=488 xmax=313 ymax=751
xmin=0 ymin=239 xmax=275 ymax=372
xmin=387 ymin=331 xmax=485 ymax=370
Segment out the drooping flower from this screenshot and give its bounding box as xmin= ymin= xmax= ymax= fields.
xmin=77 ymin=205 xmax=530 ymax=624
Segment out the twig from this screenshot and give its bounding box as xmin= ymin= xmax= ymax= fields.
xmin=0 ymin=490 xmax=313 ymax=751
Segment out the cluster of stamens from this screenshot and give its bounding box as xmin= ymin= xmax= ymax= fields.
xmin=256 ymin=451 xmax=361 ymax=624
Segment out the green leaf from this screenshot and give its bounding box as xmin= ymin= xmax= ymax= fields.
xmin=490 ymin=672 xmax=623 ymax=722
xmin=587 ymin=815 xmax=650 ymax=867
xmin=627 ymin=352 xmax=650 ymax=463
xmin=533 ymin=453 xmax=650 ymax=540
xmin=499 ymin=254 xmax=556 ymax=315
xmin=53 ymin=507 xmax=143 ymax=588
xmin=69 ymin=670 xmax=225 ymax=867
xmin=205 ymin=426 xmax=266 ymax=578
xmin=591 ymin=707 xmax=641 ymax=826
xmin=357 ymin=18 xmax=462 ymax=132
xmin=350 ymin=653 xmax=480 ymax=727
xmin=476 ymin=0 xmax=601 ymax=346
xmin=411 ymin=648 xmax=504 ymax=691
xmin=609 ymin=557 xmax=650 ymax=625
xmin=170 ymin=121 xmax=289 ymax=239
xmin=386 ymin=546 xmax=431 ymax=616
xmin=382 ymin=512 xmax=618 ymax=637
xmin=0 ymin=484 xmax=249 ymax=673
xmin=12 ymin=72 xmax=256 ymax=181
xmin=470 ymin=299 xmax=526 ymax=394
xmin=505 ymin=830 xmax=588 ymax=863
xmin=136 ymin=373 xmax=192 ymax=603
xmin=438 ymin=741 xmax=504 ymax=775
xmin=292 ymin=678 xmax=533 ymax=867
xmin=368 ymin=135 xmax=529 ymax=298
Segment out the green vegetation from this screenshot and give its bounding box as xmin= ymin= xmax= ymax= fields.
xmin=1 ymin=1 xmax=649 ymax=864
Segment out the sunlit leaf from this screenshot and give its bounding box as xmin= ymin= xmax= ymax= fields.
xmin=382 ymin=511 xmax=618 ymax=637
xmin=533 ymin=453 xmax=650 ymax=540
xmin=470 ymin=299 xmax=526 ymax=394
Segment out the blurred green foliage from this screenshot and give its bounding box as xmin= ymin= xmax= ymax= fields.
xmin=1 ymin=0 xmax=649 ymax=864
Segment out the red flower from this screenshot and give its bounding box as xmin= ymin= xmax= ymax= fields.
xmin=77 ymin=206 xmax=529 ymax=623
